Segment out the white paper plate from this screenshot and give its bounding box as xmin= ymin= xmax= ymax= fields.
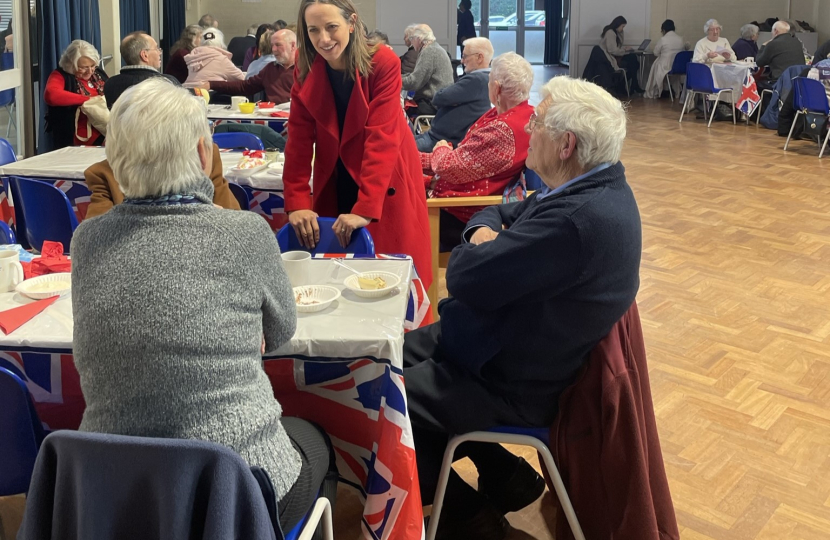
xmin=344 ymin=272 xmax=401 ymax=298
xmin=229 ymin=163 xmax=268 ymax=177
xmin=16 ymin=273 xmax=72 ymax=300
xmin=294 ymin=285 xmax=341 ymax=313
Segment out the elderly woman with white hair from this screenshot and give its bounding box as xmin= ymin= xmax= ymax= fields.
xmin=422 ymin=51 xmax=534 ymax=250
xmin=732 ymin=23 xmax=759 ymax=60
xmin=71 ymin=77 xmax=335 ymax=534
xmin=44 ymin=39 xmax=108 ymax=149
xmin=402 ymin=23 xmax=454 ymax=117
xmin=184 ymin=27 xmax=244 ymax=87
xmin=403 ymin=75 xmax=642 ymax=540
xmin=693 ymin=19 xmax=735 ymax=63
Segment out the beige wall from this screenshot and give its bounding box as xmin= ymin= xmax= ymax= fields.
xmin=649 ymin=0 xmax=790 ymax=45
xmin=818 ymin=1 xmax=830 ymax=46
xmin=189 ymin=0 xmax=377 ymax=43
xmin=98 ymin=0 xmax=121 ymax=75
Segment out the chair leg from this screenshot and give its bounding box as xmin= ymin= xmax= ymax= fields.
xmin=679 ymin=92 xmax=691 ymax=123
xmin=425 ymin=437 xmax=465 ymax=540
xmin=730 ymin=91 xmax=736 ymax=125
xmin=820 ymin=126 xmax=830 ymax=158
xmin=666 ymin=75 xmax=673 ymax=102
xmin=535 ymin=443 xmax=586 ymax=540
xmin=784 ymin=111 xmax=801 ymax=151
xmin=297 ymin=498 xmax=334 ymax=540
xmin=708 ymin=96 xmax=720 ymax=128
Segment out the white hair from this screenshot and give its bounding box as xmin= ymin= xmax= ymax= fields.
xmin=200 ymin=28 xmax=226 ymax=49
xmin=58 ymin=40 xmax=100 ymax=74
xmin=410 ymin=24 xmax=436 ymax=44
xmin=539 ymin=76 xmax=627 ymax=169
xmin=490 ymin=52 xmax=533 ymax=103
xmin=740 ymin=24 xmax=759 ymax=40
xmin=462 ymin=37 xmax=494 ymax=64
xmin=703 ymin=19 xmax=722 ymax=33
xmin=106 ymin=78 xmax=212 ymax=199
xmin=404 ymin=24 xmax=418 ymax=38
xmin=247 ymin=24 xmax=259 ymax=35
xmin=772 ymin=21 xmax=790 ymax=34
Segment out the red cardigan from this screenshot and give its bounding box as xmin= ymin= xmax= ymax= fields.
xmin=283 ymin=46 xmax=432 ymax=288
xmin=548 ymin=302 xmax=680 ymax=540
xmin=423 ymin=102 xmax=533 ymax=222
xmin=44 ymin=70 xmax=105 ymax=147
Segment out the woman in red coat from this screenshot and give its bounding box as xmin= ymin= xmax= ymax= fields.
xmin=283 ymin=0 xmax=432 ymax=288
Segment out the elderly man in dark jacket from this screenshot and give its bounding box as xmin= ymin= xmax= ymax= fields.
xmin=756 ymin=21 xmax=807 ymax=83
xmin=404 ymin=75 xmax=642 ymax=540
xmin=104 ymin=32 xmax=180 ymax=108
xmin=414 ymin=37 xmax=493 ymax=152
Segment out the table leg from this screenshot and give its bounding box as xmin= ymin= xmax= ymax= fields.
xmin=427 ymin=206 xmax=440 ymax=321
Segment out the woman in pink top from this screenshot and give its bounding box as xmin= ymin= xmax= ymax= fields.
xmin=184 ymin=28 xmax=243 ymax=87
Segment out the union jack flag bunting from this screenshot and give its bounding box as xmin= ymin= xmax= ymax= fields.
xmin=737 ymin=74 xmax=761 ymax=116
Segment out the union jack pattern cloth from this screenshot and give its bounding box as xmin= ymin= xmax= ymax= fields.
xmin=737 ymin=73 xmax=761 ymax=116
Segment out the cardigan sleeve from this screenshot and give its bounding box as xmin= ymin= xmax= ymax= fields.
xmin=350 ymin=50 xmax=410 ymax=220
xmin=430 ymin=119 xmax=515 ymax=185
xmin=44 ymin=71 xmax=89 ymax=107
xmin=210 ymin=69 xmax=266 ymax=95
xmin=602 ymin=30 xmax=627 ymax=57
xmin=281 ymin=68 xmax=316 ymax=213
xmin=401 ymin=48 xmax=433 ymax=92
xmin=251 ymin=217 xmax=297 ymax=353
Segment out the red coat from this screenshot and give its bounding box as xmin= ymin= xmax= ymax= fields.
xmin=283 ymin=46 xmax=432 ymax=288
xmin=549 ymin=302 xmax=680 ymax=540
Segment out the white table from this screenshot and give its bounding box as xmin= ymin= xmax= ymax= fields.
xmin=0 ymin=257 xmax=425 ymax=540
xmin=206 ymin=102 xmax=290 ymax=121
xmin=710 ymin=61 xmax=755 ymax=104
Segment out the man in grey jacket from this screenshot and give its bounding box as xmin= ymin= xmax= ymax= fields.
xmin=756 ymin=21 xmax=807 ymax=83
xmin=402 ymin=24 xmax=454 ymax=118
xmin=415 ymin=37 xmax=494 ymax=152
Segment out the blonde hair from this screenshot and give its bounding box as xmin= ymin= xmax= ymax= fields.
xmin=259 ymin=30 xmax=275 ymax=56
xmin=295 ymin=0 xmax=377 ymax=82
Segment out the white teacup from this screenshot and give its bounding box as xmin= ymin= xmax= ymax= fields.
xmin=282 ymin=251 xmax=311 ymax=287
xmin=0 ymin=250 xmax=24 ymax=293
xmin=231 ymin=96 xmax=249 ymax=111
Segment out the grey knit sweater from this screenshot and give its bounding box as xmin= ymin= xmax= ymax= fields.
xmin=402 ymin=41 xmax=454 ymax=102
xmin=71 ymin=176 xmax=302 ymax=500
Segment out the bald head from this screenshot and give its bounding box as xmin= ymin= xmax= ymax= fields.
xmin=772 ymin=21 xmax=790 ymax=36
xmin=461 ymin=37 xmax=494 ymax=72
xmin=121 ymin=32 xmax=160 ymax=69
xmin=272 ymin=29 xmax=297 ymax=67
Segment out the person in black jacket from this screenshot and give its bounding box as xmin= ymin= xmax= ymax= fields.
xmin=756 ymin=21 xmax=807 ymax=84
xmin=227 ymin=24 xmax=258 ymax=66
xmin=104 ymin=32 xmax=180 ymax=109
xmin=403 ymin=76 xmax=641 ymax=540
xmin=457 ymin=0 xmax=476 ymax=55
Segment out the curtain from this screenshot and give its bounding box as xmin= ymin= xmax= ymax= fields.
xmin=161 ymin=0 xmax=185 ymax=67
xmin=120 ymin=0 xmax=151 ymax=41
xmin=37 ymin=0 xmax=101 ymax=153
xmin=543 ymin=0 xmax=563 ymax=65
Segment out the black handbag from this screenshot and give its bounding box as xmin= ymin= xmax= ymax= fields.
xmin=802 ymin=111 xmax=828 ymax=137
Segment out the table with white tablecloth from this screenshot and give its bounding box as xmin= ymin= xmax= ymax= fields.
xmin=206 ymin=103 xmax=289 ymax=133
xmin=0 ymin=146 xmax=297 ymax=231
xmin=0 ymin=257 xmax=424 ymax=540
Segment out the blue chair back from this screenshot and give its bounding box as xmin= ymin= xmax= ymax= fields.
xmin=277 ymin=217 xmax=375 ymax=256
xmin=792 ymin=77 xmax=830 ymax=114
xmin=685 ymin=62 xmax=718 ymax=93
xmin=0 ymin=136 xmax=16 ymax=165
xmin=8 ymin=176 xmax=79 ymax=253
xmin=0 ymin=367 xmax=47 ymax=496
xmin=213 ymin=132 xmax=265 ymax=151
xmin=668 ymin=51 xmax=693 ymax=75
xmin=524 ymin=168 xmax=543 ymax=191
xmin=228 ymin=182 xmax=250 ymax=210
xmin=0 ymin=220 xmax=16 ymax=243
xmin=0 ymin=53 xmax=13 ymax=107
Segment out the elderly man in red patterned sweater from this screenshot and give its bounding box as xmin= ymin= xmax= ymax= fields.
xmin=421 ymin=52 xmax=534 ymax=251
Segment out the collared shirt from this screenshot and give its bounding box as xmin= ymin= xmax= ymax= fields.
xmin=122 ymin=64 xmax=160 ymax=72
xmin=536 ymin=162 xmax=612 ymax=200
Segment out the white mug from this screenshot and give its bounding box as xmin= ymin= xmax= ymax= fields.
xmin=282 ymin=251 xmax=311 ymax=287
xmin=231 ymin=96 xmax=249 ymax=111
xmin=0 ymin=250 xmax=24 ymax=293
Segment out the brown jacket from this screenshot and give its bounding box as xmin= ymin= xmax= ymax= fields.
xmin=83 ymin=143 xmax=240 ymax=219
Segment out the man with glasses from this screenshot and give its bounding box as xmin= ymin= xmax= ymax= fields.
xmin=104 ymin=32 xmax=181 ymax=109
xmin=414 ymin=37 xmax=493 ymax=152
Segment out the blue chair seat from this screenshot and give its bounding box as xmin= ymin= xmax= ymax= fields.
xmin=213 ymin=132 xmax=265 ymax=151
xmin=784 ymin=77 xmax=830 ymax=158
xmin=277 ymin=217 xmax=375 ymax=256
xmin=665 ymin=50 xmax=693 ymax=102
xmin=8 ymin=176 xmax=78 ymax=253
xmin=678 ymin=62 xmax=736 ymax=127
xmin=228 ymin=182 xmax=250 ymax=210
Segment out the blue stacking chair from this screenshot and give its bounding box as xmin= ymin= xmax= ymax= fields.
xmin=213 ymin=132 xmax=265 ymax=151
xmin=0 ymin=135 xmax=15 ymax=165
xmin=228 ymin=182 xmax=250 ymax=210
xmin=0 ymin=52 xmax=14 ymax=137
xmin=523 ymin=168 xmax=543 ymax=191
xmin=277 ymin=217 xmax=375 ymax=256
xmin=0 ymin=220 xmax=16 ymax=243
xmin=665 ymin=50 xmax=693 ymax=103
xmin=0 ymin=367 xmax=47 ymax=496
xmin=784 ymin=77 xmax=830 ymax=158
xmin=679 ymin=62 xmax=736 ymax=127
xmin=426 ymin=426 xmax=585 ymax=540
xmin=7 ymin=176 xmax=79 ymax=253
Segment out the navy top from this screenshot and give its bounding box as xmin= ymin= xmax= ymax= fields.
xmin=326 ymin=64 xmax=359 ymax=213
xmin=457 ymin=9 xmax=476 ymax=45
xmin=437 ymin=161 xmax=642 ymax=409
xmin=732 ymin=38 xmax=759 ymax=60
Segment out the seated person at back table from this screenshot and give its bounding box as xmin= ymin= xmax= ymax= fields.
xmin=693 ymin=19 xmax=735 ymax=63
xmin=414 ymin=37 xmax=494 ymax=153
xmin=403 ymin=75 xmax=642 ymax=540
xmin=755 ymin=21 xmax=807 ymax=84
xmin=198 ymin=29 xmax=297 ymax=105
xmin=71 ymin=77 xmax=335 ymax=534
xmin=401 ymin=24 xmax=455 ymax=118
xmin=422 ymin=52 xmax=533 ymax=251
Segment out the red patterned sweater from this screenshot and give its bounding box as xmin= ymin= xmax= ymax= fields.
xmin=421 ymin=101 xmax=533 ymax=222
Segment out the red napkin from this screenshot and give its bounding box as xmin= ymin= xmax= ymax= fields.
xmin=0 ymin=296 xmax=58 ymax=335
xmin=269 ymin=111 xmax=290 ymax=118
xmin=242 ymin=149 xmax=265 ymax=159
xmin=21 ymin=241 xmax=71 ymax=280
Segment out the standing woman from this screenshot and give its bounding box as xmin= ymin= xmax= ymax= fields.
xmin=44 ymin=40 xmax=108 ymax=149
xmin=283 ymin=0 xmax=432 ymax=289
xmin=599 ymin=16 xmax=644 ymax=94
xmin=457 ymin=0 xmax=476 ymax=56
